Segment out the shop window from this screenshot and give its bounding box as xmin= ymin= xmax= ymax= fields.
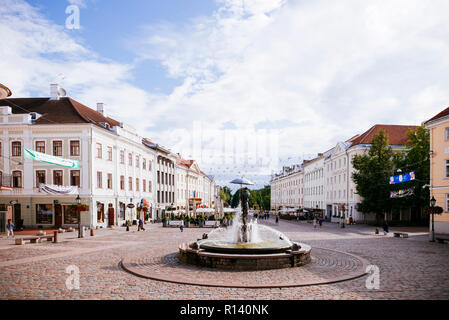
xmin=36 ymin=204 xmax=53 ymax=224
xmin=63 ymin=205 xmax=79 ymax=224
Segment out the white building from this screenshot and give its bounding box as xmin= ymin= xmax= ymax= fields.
xmin=302 ymin=154 xmax=325 ymax=213
xmin=270 ymin=165 xmax=303 ymax=212
xmin=175 ymin=155 xmax=215 ymax=215
xmin=0 ymin=84 xmax=157 ymax=229
xmin=324 ymin=125 xmax=418 ymax=223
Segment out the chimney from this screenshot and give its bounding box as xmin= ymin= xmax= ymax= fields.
xmin=97 ymin=103 xmax=106 ymax=117
xmin=50 ymin=84 xmax=59 ymax=100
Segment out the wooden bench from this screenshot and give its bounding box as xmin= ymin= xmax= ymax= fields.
xmin=436 ymin=234 xmax=449 ymax=244
xmin=39 ymin=235 xmax=55 ymax=242
xmin=15 ymin=236 xmax=41 ymax=245
xmin=394 ymin=232 xmax=409 ymax=238
xmin=15 ymin=234 xmax=56 ymax=245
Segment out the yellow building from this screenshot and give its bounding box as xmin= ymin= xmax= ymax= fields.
xmin=424 ymin=108 xmax=449 ymax=236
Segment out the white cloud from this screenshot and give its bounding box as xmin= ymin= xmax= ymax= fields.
xmin=2 ymin=0 xmax=449 ymax=188
xmin=134 ymin=0 xmax=449 ymax=185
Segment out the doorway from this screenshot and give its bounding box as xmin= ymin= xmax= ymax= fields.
xmin=55 ymin=204 xmax=62 ymax=227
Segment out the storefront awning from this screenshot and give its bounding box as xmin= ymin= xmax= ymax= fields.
xmin=38 ymin=183 xmax=79 ymax=195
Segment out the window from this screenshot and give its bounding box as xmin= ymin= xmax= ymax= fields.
xmin=149 ymin=160 xmax=152 ymax=171
xmin=64 ymin=205 xmax=79 ymax=224
xmin=445 ymin=160 xmax=449 ymax=178
xmin=96 ymin=143 xmax=102 ymax=159
xmin=13 ymin=171 xmax=22 ymax=188
xmin=143 ymin=179 xmax=146 ymax=192
xmin=128 ymin=153 xmax=133 ymax=166
xmin=128 ymin=177 xmax=133 ymax=190
xmin=36 ymin=204 xmax=53 ymax=224
xmin=12 ymin=141 xmax=21 ymax=157
xmin=120 ymin=175 xmax=125 ymax=190
xmin=107 ymin=173 xmax=112 ymax=189
xmin=70 ymin=170 xmax=80 ymax=187
xmin=149 ymin=180 xmax=152 ymax=193
xmin=70 ymin=140 xmax=80 ymax=156
xmin=120 ymin=150 xmax=125 ymax=164
xmin=35 ymin=141 xmax=45 ymax=153
xmin=446 ymin=128 xmax=449 ymax=141
xmin=446 ymin=194 xmax=449 ymax=212
xmin=36 ymin=170 xmax=46 ymax=187
xmin=107 ymin=147 xmax=112 ymax=161
xmin=136 ymin=178 xmax=140 ymax=191
xmin=53 ymin=141 xmax=62 ymax=156
xmin=97 ymin=172 xmax=102 ymax=189
xmin=143 ymin=159 xmax=146 ymax=170
xmin=53 ymin=170 xmax=63 ymax=186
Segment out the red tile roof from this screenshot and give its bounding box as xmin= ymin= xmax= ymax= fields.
xmin=424 ymin=106 xmax=449 ymax=124
xmin=350 ymin=124 xmax=419 ymax=146
xmin=0 ymin=97 xmax=120 ymax=129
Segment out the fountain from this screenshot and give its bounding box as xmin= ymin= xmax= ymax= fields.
xmin=178 ymin=178 xmax=312 ymax=270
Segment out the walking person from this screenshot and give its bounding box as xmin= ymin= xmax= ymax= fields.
xmin=349 ymin=216 xmax=354 ymax=225
xmin=180 ymin=224 xmax=184 ymax=232
xmin=138 ymin=218 xmax=145 ymax=231
xmin=275 ymin=215 xmax=279 ymax=224
xmin=383 ymin=220 xmax=389 ymax=235
xmin=313 ymin=217 xmax=317 ymax=229
xmin=319 ymin=218 xmax=323 ymax=229
xmin=6 ymin=219 xmax=14 ymax=238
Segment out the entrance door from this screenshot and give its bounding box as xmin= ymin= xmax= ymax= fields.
xmin=13 ymin=203 xmax=21 ymax=224
xmin=55 ymin=204 xmax=62 ymax=227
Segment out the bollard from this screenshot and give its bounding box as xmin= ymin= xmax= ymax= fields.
xmin=53 ymin=230 xmax=59 ymax=243
xmin=90 ymin=228 xmax=94 ymax=236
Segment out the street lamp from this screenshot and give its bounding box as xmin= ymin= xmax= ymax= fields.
xmin=76 ymin=195 xmax=82 ymax=238
xmin=430 ymin=196 xmax=436 ymax=242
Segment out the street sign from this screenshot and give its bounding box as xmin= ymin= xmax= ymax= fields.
xmin=24 ymin=148 xmax=79 ymax=169
xmin=389 ymin=171 xmax=415 ymax=184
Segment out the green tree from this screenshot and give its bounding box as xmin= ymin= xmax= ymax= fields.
xmin=352 ymin=130 xmax=395 ymax=225
xmin=391 ymin=126 xmax=430 ymax=221
xmin=219 ymin=186 xmax=232 ymax=206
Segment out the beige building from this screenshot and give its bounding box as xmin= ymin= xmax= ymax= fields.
xmin=425 ymin=108 xmax=449 ymax=236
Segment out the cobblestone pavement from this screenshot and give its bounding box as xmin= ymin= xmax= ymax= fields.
xmin=0 ymin=219 xmax=448 ymax=300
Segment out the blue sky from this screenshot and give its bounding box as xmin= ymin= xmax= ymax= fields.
xmin=2 ymin=0 xmax=449 ymax=190
xmin=34 ymin=0 xmax=218 ymax=94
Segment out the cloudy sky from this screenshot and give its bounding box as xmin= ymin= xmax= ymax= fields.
xmin=1 ymin=0 xmax=449 ymax=190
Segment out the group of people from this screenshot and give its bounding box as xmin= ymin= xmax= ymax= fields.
xmin=312 ymin=217 xmax=324 ymax=229
xmin=254 ymin=210 xmax=270 ymax=220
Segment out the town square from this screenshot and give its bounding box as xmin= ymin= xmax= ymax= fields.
xmin=1 ymin=0 xmax=449 ymax=309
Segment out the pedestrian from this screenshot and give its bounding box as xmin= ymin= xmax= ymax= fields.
xmin=319 ymin=219 xmax=323 ymax=229
xmin=349 ymin=216 xmax=353 ymax=225
xmin=138 ymin=218 xmax=145 ymax=231
xmin=180 ymin=224 xmax=184 ymax=232
xmin=6 ymin=219 xmax=14 ymax=238
xmin=383 ymin=220 xmax=389 ymax=235
xmin=275 ymin=216 xmax=279 ymax=224
xmin=313 ymin=217 xmax=317 ymax=229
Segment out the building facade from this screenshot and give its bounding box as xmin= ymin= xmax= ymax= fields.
xmin=425 ymin=108 xmax=449 ymax=236
xmin=0 ymin=85 xmax=157 ymax=229
xmin=270 ymin=165 xmax=303 ymax=212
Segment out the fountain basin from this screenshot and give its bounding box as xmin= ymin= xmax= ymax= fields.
xmin=179 ymin=242 xmax=311 ymax=271
xmin=198 ymin=239 xmax=292 ymax=254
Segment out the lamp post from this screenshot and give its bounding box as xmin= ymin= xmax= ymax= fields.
xmin=430 ymin=196 xmax=436 ymax=242
xmin=76 ymin=194 xmax=82 ymax=238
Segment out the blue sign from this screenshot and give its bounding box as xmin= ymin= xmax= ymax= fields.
xmin=389 ymin=171 xmax=415 ymax=185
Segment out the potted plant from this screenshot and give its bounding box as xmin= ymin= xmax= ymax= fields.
xmin=198 ymin=215 xmax=205 ymax=227
xmin=162 ymin=216 xmax=168 ymax=227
